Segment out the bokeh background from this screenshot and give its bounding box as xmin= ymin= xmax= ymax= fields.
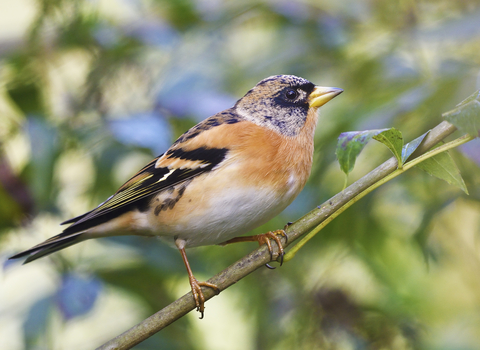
xmin=1 ymin=0 xmax=480 ymax=349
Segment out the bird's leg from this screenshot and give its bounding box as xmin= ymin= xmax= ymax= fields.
xmin=222 ymin=229 xmax=288 ymax=267
xmin=176 ymin=240 xmax=219 ymax=319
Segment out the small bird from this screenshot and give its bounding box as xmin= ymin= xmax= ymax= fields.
xmin=10 ymin=75 xmax=342 ymax=317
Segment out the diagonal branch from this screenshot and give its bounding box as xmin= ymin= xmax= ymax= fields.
xmin=97 ymin=121 xmax=458 ymax=350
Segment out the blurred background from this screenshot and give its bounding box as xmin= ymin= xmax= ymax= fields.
xmin=1 ymin=0 xmax=480 ymax=349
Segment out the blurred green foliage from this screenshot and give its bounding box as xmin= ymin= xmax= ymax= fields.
xmin=1 ymin=0 xmax=480 ymax=349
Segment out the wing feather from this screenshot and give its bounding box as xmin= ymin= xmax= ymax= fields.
xmin=61 ymin=147 xmax=228 ymax=235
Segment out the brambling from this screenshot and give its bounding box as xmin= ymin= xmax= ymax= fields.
xmin=10 ymin=75 xmax=342 ymax=317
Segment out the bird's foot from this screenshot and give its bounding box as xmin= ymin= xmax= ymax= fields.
xmin=189 ymin=276 xmax=220 ymax=319
xmin=222 ymin=229 xmax=287 ymax=268
xmin=259 ymin=230 xmax=287 ymax=269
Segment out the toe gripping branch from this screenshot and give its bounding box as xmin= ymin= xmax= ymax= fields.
xmin=223 ymin=224 xmax=290 ymax=269
xmin=188 ymin=275 xmax=220 ymax=319
xmin=262 ymin=229 xmax=288 ymax=269
xmin=263 ymin=222 xmax=293 ymax=268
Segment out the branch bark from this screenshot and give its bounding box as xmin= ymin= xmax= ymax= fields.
xmin=97 ymin=121 xmax=458 ymax=350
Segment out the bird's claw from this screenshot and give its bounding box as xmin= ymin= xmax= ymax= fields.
xmin=189 ymin=277 xmax=220 ymax=319
xmin=265 ymin=263 xmax=276 ymax=269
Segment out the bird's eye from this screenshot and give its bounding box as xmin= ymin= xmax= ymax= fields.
xmin=285 ymin=88 xmax=298 ymax=100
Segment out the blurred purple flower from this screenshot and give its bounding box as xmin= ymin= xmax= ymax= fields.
xmin=157 ymin=86 xmax=235 ymax=121
xmin=2 ymin=255 xmax=18 ymax=271
xmin=94 ymin=23 xmax=121 ymax=48
xmin=317 ymin=15 xmax=348 ymax=48
xmin=460 ymin=138 xmax=480 ymax=166
xmin=383 ymin=55 xmax=420 ymax=80
xmin=55 ymin=273 xmax=102 ymax=320
xmin=127 ymin=20 xmax=179 ymax=47
xmin=194 ymin=0 xmax=225 ymax=21
xmin=108 ymin=112 xmax=172 ymax=154
xmin=269 ymin=0 xmax=310 ymax=22
xmin=359 ymin=85 xmax=431 ymax=129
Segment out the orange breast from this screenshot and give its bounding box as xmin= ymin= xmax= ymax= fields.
xmin=145 ymin=107 xmax=319 ymax=246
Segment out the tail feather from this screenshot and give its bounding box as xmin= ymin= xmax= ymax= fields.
xmin=9 ymin=233 xmax=85 ymax=264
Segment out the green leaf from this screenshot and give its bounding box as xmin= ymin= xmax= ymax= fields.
xmin=443 ymin=90 xmax=480 ymax=137
xmin=336 ymin=129 xmax=388 ymax=175
xmin=415 ymin=151 xmax=468 ymax=194
xmin=373 ymin=128 xmax=404 ymax=166
xmin=401 ymin=131 xmax=430 ymax=164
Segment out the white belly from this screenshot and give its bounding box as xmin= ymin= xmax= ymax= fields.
xmin=146 ymin=184 xmax=295 ymax=248
xmin=186 ymin=187 xmax=284 ymax=246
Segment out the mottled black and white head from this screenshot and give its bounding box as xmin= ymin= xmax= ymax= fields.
xmin=235 ymin=75 xmax=342 ymax=136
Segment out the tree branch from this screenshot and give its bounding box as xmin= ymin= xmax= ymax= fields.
xmin=97 ymin=121 xmax=458 ymax=350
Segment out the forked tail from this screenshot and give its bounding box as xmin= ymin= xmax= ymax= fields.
xmin=9 ymin=233 xmax=84 ymax=264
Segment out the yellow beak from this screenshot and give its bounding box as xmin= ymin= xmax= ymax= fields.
xmin=308 ymin=86 xmax=343 ymax=108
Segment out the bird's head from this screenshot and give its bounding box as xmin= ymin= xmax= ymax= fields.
xmin=235 ymin=75 xmax=342 ymax=137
